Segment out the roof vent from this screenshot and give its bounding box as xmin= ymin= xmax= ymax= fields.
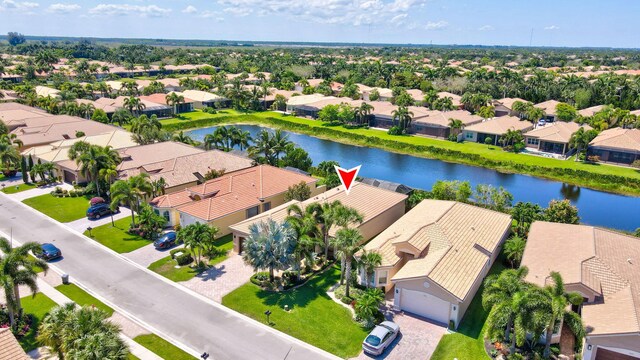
xmin=471 ymin=226 xmax=475 ymax=231
xmin=628 ymin=258 xmax=633 ymax=265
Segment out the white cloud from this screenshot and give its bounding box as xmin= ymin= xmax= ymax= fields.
xmin=198 ymin=10 xmax=223 ymax=19
xmin=223 ymin=6 xmax=251 ymax=16
xmin=89 ymin=3 xmax=171 ymax=17
xmin=390 ymin=13 xmax=407 ymax=25
xmin=544 ymin=25 xmax=560 ymax=30
xmin=425 ymin=20 xmax=448 ymax=30
xmin=478 ymin=24 xmax=494 ymax=31
xmin=182 ymin=5 xmax=196 ymax=13
xmin=47 ymin=3 xmax=80 ymax=13
xmin=0 ymin=0 xmax=39 ymax=10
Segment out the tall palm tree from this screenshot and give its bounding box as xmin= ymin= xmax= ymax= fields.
xmin=331 ymin=228 xmax=363 ymax=298
xmin=242 ymin=219 xmax=296 ymax=282
xmin=165 ymin=92 xmax=185 ymax=115
xmin=99 ymin=165 xmax=118 ymax=187
xmin=541 ymin=272 xmax=585 ymax=358
xmin=391 ymin=106 xmax=414 ymax=133
xmin=448 ymin=118 xmax=464 ymax=137
xmin=172 ymin=131 xmax=195 ymax=145
xmin=177 ymin=222 xmax=218 ymax=266
xmin=109 ymin=174 xmax=152 ymax=225
xmin=358 ymin=102 xmax=374 ymax=125
xmin=358 ymin=250 xmax=382 ymax=288
xmin=76 ymin=145 xmax=121 ymax=196
xmin=37 ymin=302 xmax=76 ymax=359
xmin=286 ymin=204 xmax=322 ymax=280
xmin=233 ymin=129 xmax=253 ymax=151
xmin=0 ymin=141 xmax=20 ymax=172
xmin=569 ymin=127 xmax=598 ymax=161
xmin=503 ymin=235 xmax=526 ymax=268
xmin=123 ymin=96 xmax=145 ymax=116
xmin=306 ymin=200 xmax=363 ymax=261
xmin=0 ymin=237 xmax=48 ymax=329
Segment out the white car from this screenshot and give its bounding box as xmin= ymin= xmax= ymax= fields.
xmin=362 ymin=321 xmax=400 ymax=356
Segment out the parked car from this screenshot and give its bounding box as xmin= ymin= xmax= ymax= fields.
xmin=153 ymin=231 xmax=178 ymax=249
xmin=537 ymin=119 xmax=546 ymax=126
xmin=86 ymin=203 xmax=118 ymax=219
xmin=35 ymin=243 xmax=62 ymax=261
xmin=362 ymin=321 xmax=400 ymax=356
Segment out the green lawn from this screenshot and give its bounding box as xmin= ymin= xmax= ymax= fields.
xmin=133 ymin=334 xmax=195 ymax=360
xmin=22 ymin=194 xmax=91 ymax=223
xmin=430 ymin=258 xmax=508 ymax=360
xmin=54 ymin=283 xmax=114 ymax=316
xmin=148 ymin=234 xmax=233 ymax=282
xmin=222 ymin=266 xmax=368 ymax=358
xmin=19 ymin=292 xmax=58 ymax=352
xmin=2 ymin=183 xmax=37 ymax=194
xmin=84 ymin=217 xmax=151 ymax=253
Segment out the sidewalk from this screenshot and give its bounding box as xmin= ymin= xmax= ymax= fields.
xmin=7 ymin=183 xmax=74 ymax=202
xmin=124 ymin=242 xmax=184 ymax=268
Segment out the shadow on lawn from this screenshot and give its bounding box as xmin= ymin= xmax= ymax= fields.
xmin=255 ymin=266 xmax=340 ymax=310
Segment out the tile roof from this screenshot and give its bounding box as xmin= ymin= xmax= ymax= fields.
xmin=35 ymin=85 xmax=60 ymax=98
xmin=229 ymin=182 xmax=407 ymax=236
xmin=116 ymin=142 xmax=204 ymax=172
xmin=464 ymin=116 xmax=533 ymax=136
xmin=180 ymin=90 xmax=225 ymax=102
xmin=154 ymin=165 xmax=318 ymax=221
xmin=534 ymin=100 xmax=562 ymax=116
xmin=578 ymin=105 xmax=606 ymax=117
xmin=437 ymin=92 xmax=462 ymax=107
xmin=139 ymin=93 xmax=195 ymax=106
xmin=413 ymin=109 xmax=483 ymax=128
xmin=494 ymin=97 xmax=528 ymax=110
xmin=589 ymin=128 xmax=640 ymax=152
xmin=0 ymin=328 xmax=28 ymax=360
xmin=10 ymin=116 xmax=119 ymax=148
xmin=287 ymin=94 xmax=333 ymax=107
xmin=525 ymin=122 xmax=592 ymax=144
xmin=365 ymin=200 xmax=511 ymax=301
xmin=521 ymin=222 xmax=640 ymax=336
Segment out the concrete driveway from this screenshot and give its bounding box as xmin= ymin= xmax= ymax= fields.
xmin=353 ymin=305 xmax=447 ymax=360
xmin=65 ymin=207 xmax=132 ymax=231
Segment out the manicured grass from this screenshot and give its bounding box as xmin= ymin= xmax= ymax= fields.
xmin=84 ymin=217 xmax=151 ymax=253
xmin=54 ymin=283 xmax=114 ymax=316
xmin=222 ymin=266 xmax=368 ymax=358
xmin=430 ymin=258 xmax=508 ymax=360
xmin=133 ymin=334 xmax=195 ymax=360
xmin=1 ymin=182 xmax=37 ymax=194
xmin=148 ymin=234 xmax=233 ymax=282
xmin=127 ymin=354 xmax=140 ymax=360
xmin=19 ymin=292 xmax=57 ymax=352
xmin=22 ymin=194 xmax=91 ymax=223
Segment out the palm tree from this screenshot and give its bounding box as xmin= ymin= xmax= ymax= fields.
xmin=331 ymin=228 xmax=363 ymax=298
xmin=37 ymin=302 xmax=76 ymax=359
xmin=358 ymin=250 xmax=382 ymax=288
xmin=99 ymin=165 xmax=118 ymax=187
xmin=165 ymin=92 xmax=185 ymax=115
xmin=76 ymin=145 xmax=121 ymax=196
xmin=248 ymin=129 xmax=292 ymax=165
xmin=391 ymin=106 xmax=414 ymax=134
xmin=123 ymin=96 xmax=145 ymax=116
xmin=233 ymin=129 xmax=253 ymax=151
xmin=306 ymin=200 xmax=363 ymax=262
xmin=0 ymin=141 xmax=20 ymax=172
xmin=286 ymin=204 xmax=322 ymax=280
xmin=541 ymin=272 xmax=585 ymax=358
xmin=270 ymin=94 xmax=287 ymax=111
xmin=358 ymin=102 xmax=374 ymax=125
xmin=483 ymin=267 xmax=529 ymax=351
xmin=172 ymin=131 xmax=195 ymax=145
xmin=448 ymin=118 xmax=464 ymax=138
xmin=111 ymin=108 xmax=132 ymax=127
xmin=0 ymin=237 xmax=48 ymax=329
xmin=178 ymin=222 xmax=219 ymax=267
xmin=151 ymin=177 xmax=167 ymax=197
xmin=569 ymin=127 xmax=598 ymax=161
xmin=41 ymin=161 xmax=56 ymax=181
xmin=242 ymin=219 xmax=296 ymax=282
xmin=109 ymin=174 xmax=152 ymax=225
xmin=355 ymin=288 xmax=384 ymax=327
xmin=503 ymin=235 xmax=526 ymax=268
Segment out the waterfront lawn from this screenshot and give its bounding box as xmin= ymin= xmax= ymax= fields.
xmin=148 ymin=234 xmax=233 ymax=282
xmin=84 ymin=217 xmax=151 ymax=253
xmin=133 ymin=334 xmax=194 ymax=360
xmin=430 ymin=258 xmax=507 ymax=360
xmin=23 ymin=194 xmax=91 ymax=223
xmin=222 ymin=266 xmax=368 ymax=358
xmin=2 ymin=182 xmax=37 ymax=194
xmin=55 ymin=283 xmax=114 ymax=316
xmin=19 ymin=292 xmax=57 ymax=352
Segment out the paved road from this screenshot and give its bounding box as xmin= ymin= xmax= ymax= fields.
xmin=0 ymin=194 xmax=337 ymax=360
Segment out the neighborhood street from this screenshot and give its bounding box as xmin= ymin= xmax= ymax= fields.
xmin=0 ymin=193 xmax=337 ymax=360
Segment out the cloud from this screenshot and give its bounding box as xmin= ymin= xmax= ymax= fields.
xmin=198 ymin=10 xmax=223 ymax=20
xmin=478 ymin=24 xmax=494 ymax=31
xmin=0 ymin=0 xmax=39 ymax=11
xmin=89 ymin=3 xmax=171 ymax=17
xmin=425 ymin=20 xmax=448 ymax=30
xmin=390 ymin=13 xmax=407 ymax=25
xmin=544 ymin=25 xmax=560 ymax=30
xmin=223 ymin=6 xmax=251 ymax=16
xmin=47 ymin=3 xmax=80 ymax=13
xmin=182 ymin=5 xmax=196 ymax=13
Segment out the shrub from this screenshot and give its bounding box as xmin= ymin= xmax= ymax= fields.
xmin=250 ymin=272 xmax=270 ymax=286
xmin=587 ymin=155 xmax=600 ymax=163
xmin=484 ymin=136 xmax=494 ymax=145
xmin=175 ymin=253 xmax=194 ymax=266
xmin=387 ymin=126 xmax=403 ymax=135
xmin=169 ymin=248 xmax=185 ymax=258
xmin=341 ymin=296 xmax=354 ymax=304
xmin=631 ymin=159 xmax=640 ymax=169
xmin=447 ymin=134 xmax=458 ymax=142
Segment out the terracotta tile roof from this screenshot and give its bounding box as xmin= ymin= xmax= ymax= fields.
xmin=437 ymin=92 xmax=462 ymax=107
xmin=534 ymin=100 xmax=562 ymax=116
xmin=0 ymin=103 xmax=51 ymax=127
xmin=366 ymin=200 xmax=511 ymax=301
xmin=464 ymin=116 xmax=533 ymax=136
xmin=116 ymin=142 xmax=204 ymax=172
xmin=525 ymin=122 xmax=592 ymax=144
xmin=180 ymin=90 xmax=225 ymax=102
xmin=0 ymin=328 xmax=28 ymax=360
xmin=157 ymin=165 xmax=318 ymax=221
xmin=521 ymin=222 xmax=640 ymax=336
xmin=76 ymin=99 xmax=119 ymax=114
xmin=406 ymin=89 xmax=424 ymax=102
xmin=589 ymin=128 xmax=640 ymax=152
xmin=139 ymin=93 xmax=195 ymax=106
xmin=10 ymin=116 xmax=119 ymax=148
xmin=229 ymin=182 xmax=407 ymax=236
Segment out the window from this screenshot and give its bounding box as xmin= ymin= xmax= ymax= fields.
xmin=263 ymin=202 xmax=271 ymax=212
xmin=246 ymin=205 xmax=260 ymax=218
xmin=527 ymin=137 xmax=539 ymax=145
xmin=465 ymin=132 xmax=473 ymax=139
xmin=377 ymin=270 xmax=388 ymax=285
xmin=162 ymin=211 xmax=170 ymax=222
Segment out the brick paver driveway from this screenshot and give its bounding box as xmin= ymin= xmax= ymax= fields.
xmin=181 ymin=253 xmax=255 ymax=303
xmin=353 ymin=305 xmax=447 ymax=360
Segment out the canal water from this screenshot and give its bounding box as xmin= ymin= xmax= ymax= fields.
xmin=186 ymin=125 xmax=640 ymax=231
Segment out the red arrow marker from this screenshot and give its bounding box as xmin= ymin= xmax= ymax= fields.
xmin=334 ymin=165 xmax=361 ymax=195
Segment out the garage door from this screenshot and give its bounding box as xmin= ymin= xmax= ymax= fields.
xmin=399 ymin=289 xmax=450 ymax=324
xmin=596 ymin=348 xmax=640 ymax=360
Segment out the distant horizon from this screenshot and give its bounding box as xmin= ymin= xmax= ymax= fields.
xmin=4 ymin=33 xmax=640 ymax=51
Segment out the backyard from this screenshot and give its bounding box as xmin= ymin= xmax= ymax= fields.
xmin=148 ymin=234 xmax=233 ymax=282
xmin=22 ymin=194 xmax=91 ymax=223
xmin=83 ymin=217 xmax=151 ymax=253
xmin=222 ymin=266 xmax=368 ymax=358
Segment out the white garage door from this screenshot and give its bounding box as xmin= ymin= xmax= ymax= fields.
xmin=400 ymin=289 xmax=450 ymax=324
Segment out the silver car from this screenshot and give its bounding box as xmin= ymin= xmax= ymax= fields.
xmin=362 ymin=321 xmax=400 ymax=356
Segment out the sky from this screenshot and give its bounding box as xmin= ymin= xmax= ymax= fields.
xmin=0 ymin=0 xmax=638 ymax=48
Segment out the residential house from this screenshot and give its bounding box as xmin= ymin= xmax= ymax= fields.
xmin=412 ymin=109 xmax=483 ymax=138
xmin=520 ymin=222 xmax=640 ymax=360
xmin=524 ymin=122 xmax=593 ymax=156
xmin=588 ymin=128 xmax=640 ymax=165
xmin=151 ymin=165 xmax=323 ymax=235
xmin=94 ymin=96 xmax=172 ymax=118
xmin=359 ymin=87 xmax=393 ymax=101
xmin=437 ymin=92 xmax=463 ymax=109
xmin=360 ymin=199 xmax=511 ymax=327
xmin=0 ymin=103 xmax=52 ymax=131
xmin=0 ymin=328 xmax=29 ymax=360
xmin=229 ymin=182 xmax=407 ymax=253
xmin=462 ymin=116 xmax=534 ymax=145
xmin=406 ymin=89 xmax=425 ymax=103
xmin=76 ymin=99 xmax=119 ymax=118
xmin=139 ymin=93 xmax=195 ymax=114
xmin=493 ymin=97 xmax=528 ymax=117
xmin=285 ymin=94 xmax=332 ymax=114
xmin=534 ymin=100 xmax=562 ymax=122
xmin=180 ymin=90 xmax=229 ymax=109
xmin=578 ymin=105 xmax=606 ymax=118
xmin=35 ymin=85 xmax=61 ymax=98
xmin=0 ymin=90 xmax=18 ymax=103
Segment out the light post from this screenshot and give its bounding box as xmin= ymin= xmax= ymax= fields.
xmin=87 ymin=226 xmax=93 ymax=237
